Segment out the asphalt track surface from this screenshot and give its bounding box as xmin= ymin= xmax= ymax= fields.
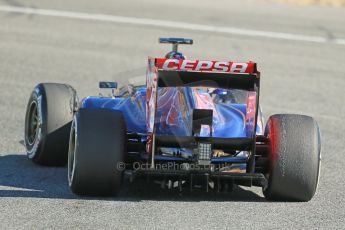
xmin=0 ymin=0 xmax=344 ymax=229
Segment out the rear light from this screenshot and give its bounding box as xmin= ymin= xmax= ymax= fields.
xmin=197 ymin=142 xmax=212 ymax=165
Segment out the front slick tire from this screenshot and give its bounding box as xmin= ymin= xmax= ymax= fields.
xmin=263 ymin=114 xmax=321 ymax=202
xmin=68 ymin=108 xmax=127 ymax=196
xmin=24 ymin=83 xmax=77 ymax=166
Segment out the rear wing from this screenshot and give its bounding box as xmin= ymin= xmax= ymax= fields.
xmin=155 ymin=58 xmax=258 ymax=74
xmin=155 ymin=58 xmax=259 ymax=90
xmin=146 ymin=57 xmax=260 ymax=156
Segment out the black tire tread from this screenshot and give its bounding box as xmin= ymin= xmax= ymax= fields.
xmin=69 ymin=108 xmax=126 ymax=196
xmin=25 ymin=83 xmax=76 ymax=166
xmin=263 ymin=114 xmax=321 ymax=201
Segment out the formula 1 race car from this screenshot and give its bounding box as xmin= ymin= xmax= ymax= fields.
xmin=24 ymin=38 xmax=321 ymax=201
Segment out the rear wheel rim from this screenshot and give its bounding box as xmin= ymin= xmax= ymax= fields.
xmin=68 ymin=118 xmax=77 ymax=186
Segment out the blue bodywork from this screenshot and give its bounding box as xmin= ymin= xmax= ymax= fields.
xmin=81 ymin=86 xmax=263 ymax=165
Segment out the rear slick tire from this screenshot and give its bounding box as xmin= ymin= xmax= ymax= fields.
xmin=263 ymin=114 xmax=321 ymax=201
xmin=68 ymin=108 xmax=127 ymax=196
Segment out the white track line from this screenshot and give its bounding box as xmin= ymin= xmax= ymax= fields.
xmin=0 ymin=5 xmax=344 ymax=45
